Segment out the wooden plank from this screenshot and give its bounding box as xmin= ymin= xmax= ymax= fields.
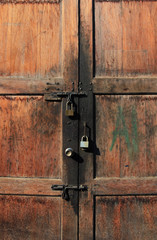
xmin=0 ymin=77 xmax=64 ymax=94
xmin=122 ymin=1 xmax=157 ymax=75
xmin=0 ymin=4 xmax=62 ymax=78
xmin=0 ymin=0 xmax=61 ymax=3
xmin=93 ymin=77 xmax=157 ymax=93
xmin=61 ymin=1 xmax=79 ymax=239
xmin=62 ymin=0 xmax=78 ymax=91
xmin=95 ymin=0 xmax=122 ymax=76
xmin=0 ymin=195 xmax=61 ymax=239
xmin=95 ymin=95 xmax=157 ymax=178
xmin=0 ymin=96 xmax=62 ymax=178
xmin=0 ymin=177 xmax=62 ymax=196
xmin=95 ymin=195 xmax=157 ymax=240
xmin=92 ymin=177 xmax=157 ymax=195
xmin=79 ymin=0 xmax=94 ymax=239
xmin=95 ymin=1 xmax=157 ymax=76
xmin=96 ymin=0 xmax=157 ymax=2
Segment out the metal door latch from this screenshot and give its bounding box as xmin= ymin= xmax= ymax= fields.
xmin=51 ymin=184 xmax=88 ymax=201
xmin=45 ymin=91 xmax=87 ymax=101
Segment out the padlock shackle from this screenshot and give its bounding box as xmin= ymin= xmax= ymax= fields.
xmin=81 ymin=135 xmax=88 ymax=141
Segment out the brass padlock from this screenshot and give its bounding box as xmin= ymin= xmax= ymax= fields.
xmin=80 ymin=135 xmax=89 ymax=150
xmin=65 ymin=101 xmax=75 ymax=116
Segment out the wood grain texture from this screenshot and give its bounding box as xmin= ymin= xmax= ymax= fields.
xmin=93 ymin=77 xmax=157 ymax=93
xmin=79 ymin=0 xmax=94 ymax=239
xmin=62 ymin=0 xmax=78 ymax=91
xmin=0 ymin=178 xmax=62 ymax=195
xmin=96 ymin=95 xmax=157 ymax=178
xmin=96 ymin=196 xmax=157 ymax=240
xmin=95 ymin=1 xmax=157 ymax=76
xmin=0 ymin=77 xmax=64 ymax=94
xmin=0 ymin=0 xmax=61 ymax=3
xmin=92 ymin=177 xmax=157 ymax=195
xmin=96 ymin=0 xmax=157 ymax=2
xmin=0 ymin=195 xmax=61 ymax=240
xmin=95 ymin=1 xmax=122 ymax=76
xmin=0 ymin=1 xmax=79 ymax=239
xmin=0 ymin=96 xmax=62 ymax=178
xmin=0 ymin=4 xmax=62 ymax=78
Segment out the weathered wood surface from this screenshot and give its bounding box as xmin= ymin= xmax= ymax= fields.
xmin=0 ymin=4 xmax=62 ymax=78
xmin=96 ymin=0 xmax=157 ymax=2
xmin=93 ymin=77 xmax=157 ymax=93
xmin=96 ymin=95 xmax=157 ymax=178
xmin=79 ymin=0 xmax=94 ymax=239
xmin=92 ymin=177 xmax=157 ymax=195
xmin=0 ymin=96 xmax=62 ymax=178
xmin=62 ymin=0 xmax=78 ymax=91
xmin=0 ymin=0 xmax=79 ymax=239
xmin=0 ymin=0 xmax=61 ymax=3
xmin=96 ymin=196 xmax=157 ymax=240
xmin=0 ymin=195 xmax=61 ymax=240
xmin=0 ymin=178 xmax=62 ymax=195
xmin=95 ymin=1 xmax=157 ymax=76
xmin=0 ymin=0 xmax=78 ymax=91
xmin=0 ymin=77 xmax=64 ymax=94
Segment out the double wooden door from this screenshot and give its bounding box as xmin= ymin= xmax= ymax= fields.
xmin=0 ymin=0 xmax=157 ymax=239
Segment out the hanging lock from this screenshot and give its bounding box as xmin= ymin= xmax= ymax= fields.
xmin=80 ymin=135 xmax=89 ymax=150
xmin=65 ymin=100 xmax=75 ymax=117
xmin=80 ymin=122 xmax=89 ymax=150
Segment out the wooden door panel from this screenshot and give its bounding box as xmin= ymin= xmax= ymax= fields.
xmin=0 ymin=196 xmax=61 ymax=240
xmin=79 ymin=0 xmax=157 ymax=239
xmin=0 ymin=0 xmax=79 ymax=239
xmin=0 ymin=3 xmax=62 ymax=78
xmin=0 ymin=0 xmax=78 ymax=93
xmin=96 ymin=196 xmax=157 ymax=240
xmin=95 ymin=0 xmax=157 ymax=76
xmin=96 ymin=95 xmax=157 ymax=178
xmin=0 ymin=96 xmax=61 ymax=178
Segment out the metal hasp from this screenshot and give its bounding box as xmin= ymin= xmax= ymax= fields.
xmin=51 ymin=184 xmax=88 ymax=201
xmin=45 ymin=91 xmax=87 ymax=117
xmin=44 ymin=91 xmax=87 ymax=101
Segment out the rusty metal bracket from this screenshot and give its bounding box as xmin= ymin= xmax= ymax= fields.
xmin=44 ymin=91 xmax=87 ymax=101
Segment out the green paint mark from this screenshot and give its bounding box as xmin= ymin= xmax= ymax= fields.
xmin=110 ymin=106 xmax=139 ymax=155
xmin=110 ymin=106 xmax=131 ymax=152
xmin=131 ymin=106 xmax=138 ymax=153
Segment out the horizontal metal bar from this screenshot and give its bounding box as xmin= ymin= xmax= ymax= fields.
xmin=45 ymin=91 xmax=87 ymax=101
xmin=51 ymin=185 xmax=88 ymax=191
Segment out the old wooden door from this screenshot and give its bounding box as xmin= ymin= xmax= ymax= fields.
xmin=0 ymin=0 xmax=79 ymax=239
xmin=79 ymin=0 xmax=157 ymax=239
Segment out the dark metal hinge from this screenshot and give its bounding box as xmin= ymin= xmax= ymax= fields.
xmin=51 ymin=184 xmax=88 ymax=201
